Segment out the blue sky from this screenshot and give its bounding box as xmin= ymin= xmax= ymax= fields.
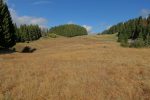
xmin=7 ymin=0 xmax=150 ymax=33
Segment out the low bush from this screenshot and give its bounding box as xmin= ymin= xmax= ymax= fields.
xmin=48 ymin=33 xmax=58 ymax=38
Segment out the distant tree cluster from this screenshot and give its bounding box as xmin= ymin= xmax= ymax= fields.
xmin=49 ymin=24 xmax=88 ymax=37
xmin=0 ymin=0 xmax=16 ymax=48
xmin=15 ymin=24 xmax=42 ymax=42
xmin=100 ymin=15 xmax=150 ymax=48
xmin=0 ymin=0 xmax=89 ymax=49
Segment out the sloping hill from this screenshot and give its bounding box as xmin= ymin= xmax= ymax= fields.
xmin=0 ymin=35 xmax=150 ymax=100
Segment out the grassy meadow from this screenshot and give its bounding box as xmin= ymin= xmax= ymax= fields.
xmin=0 ymin=34 xmax=150 ymax=100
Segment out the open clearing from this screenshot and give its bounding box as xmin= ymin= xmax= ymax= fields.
xmin=0 ymin=34 xmax=150 ymax=100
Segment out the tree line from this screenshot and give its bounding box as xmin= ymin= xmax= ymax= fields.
xmin=0 ymin=0 xmax=88 ymax=48
xmin=15 ymin=24 xmax=42 ymax=42
xmin=0 ymin=0 xmax=43 ymax=48
xmin=100 ymin=15 xmax=150 ymax=47
xmin=49 ymin=24 xmax=88 ymax=37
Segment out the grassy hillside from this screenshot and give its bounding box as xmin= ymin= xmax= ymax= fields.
xmin=0 ymin=34 xmax=150 ymax=100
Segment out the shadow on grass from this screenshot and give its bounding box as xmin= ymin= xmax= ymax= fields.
xmin=0 ymin=48 xmax=16 ymax=54
xmin=0 ymin=46 xmax=37 ymax=54
xmin=21 ymin=46 xmax=37 ymax=53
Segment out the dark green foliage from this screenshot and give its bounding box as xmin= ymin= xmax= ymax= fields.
xmin=49 ymin=24 xmax=88 ymax=37
xmin=101 ymin=15 xmax=150 ymax=48
xmin=15 ymin=24 xmax=42 ymax=42
xmin=0 ymin=0 xmax=16 ymax=48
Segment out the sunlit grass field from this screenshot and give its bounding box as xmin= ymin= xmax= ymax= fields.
xmin=0 ymin=34 xmax=150 ymax=100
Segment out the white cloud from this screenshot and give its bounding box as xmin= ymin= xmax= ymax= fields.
xmin=141 ymin=9 xmax=150 ymax=17
xmin=66 ymin=21 xmax=93 ymax=33
xmin=9 ymin=8 xmax=48 ymax=27
xmin=33 ymin=1 xmax=52 ymax=5
xmin=83 ymin=25 xmax=93 ymax=33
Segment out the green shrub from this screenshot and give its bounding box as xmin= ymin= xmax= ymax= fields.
xmin=129 ymin=39 xmax=145 ymax=48
xmin=121 ymin=42 xmax=129 ymax=47
xmin=48 ymin=33 xmax=57 ymax=38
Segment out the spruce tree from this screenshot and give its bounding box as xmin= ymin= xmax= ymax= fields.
xmin=15 ymin=24 xmax=42 ymax=42
xmin=101 ymin=15 xmax=150 ymax=47
xmin=0 ymin=0 xmax=16 ymax=48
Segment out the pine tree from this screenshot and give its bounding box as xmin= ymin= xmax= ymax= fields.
xmin=147 ymin=14 xmax=150 ymax=24
xmin=101 ymin=15 xmax=150 ymax=47
xmin=0 ymin=0 xmax=16 ymax=48
xmin=15 ymin=24 xmax=42 ymax=42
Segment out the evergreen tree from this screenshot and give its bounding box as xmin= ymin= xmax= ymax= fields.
xmin=15 ymin=24 xmax=42 ymax=42
xmin=101 ymin=15 xmax=150 ymax=48
xmin=147 ymin=14 xmax=150 ymax=24
xmin=0 ymin=0 xmax=16 ymax=48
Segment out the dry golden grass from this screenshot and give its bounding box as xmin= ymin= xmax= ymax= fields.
xmin=0 ymin=35 xmax=150 ymax=100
